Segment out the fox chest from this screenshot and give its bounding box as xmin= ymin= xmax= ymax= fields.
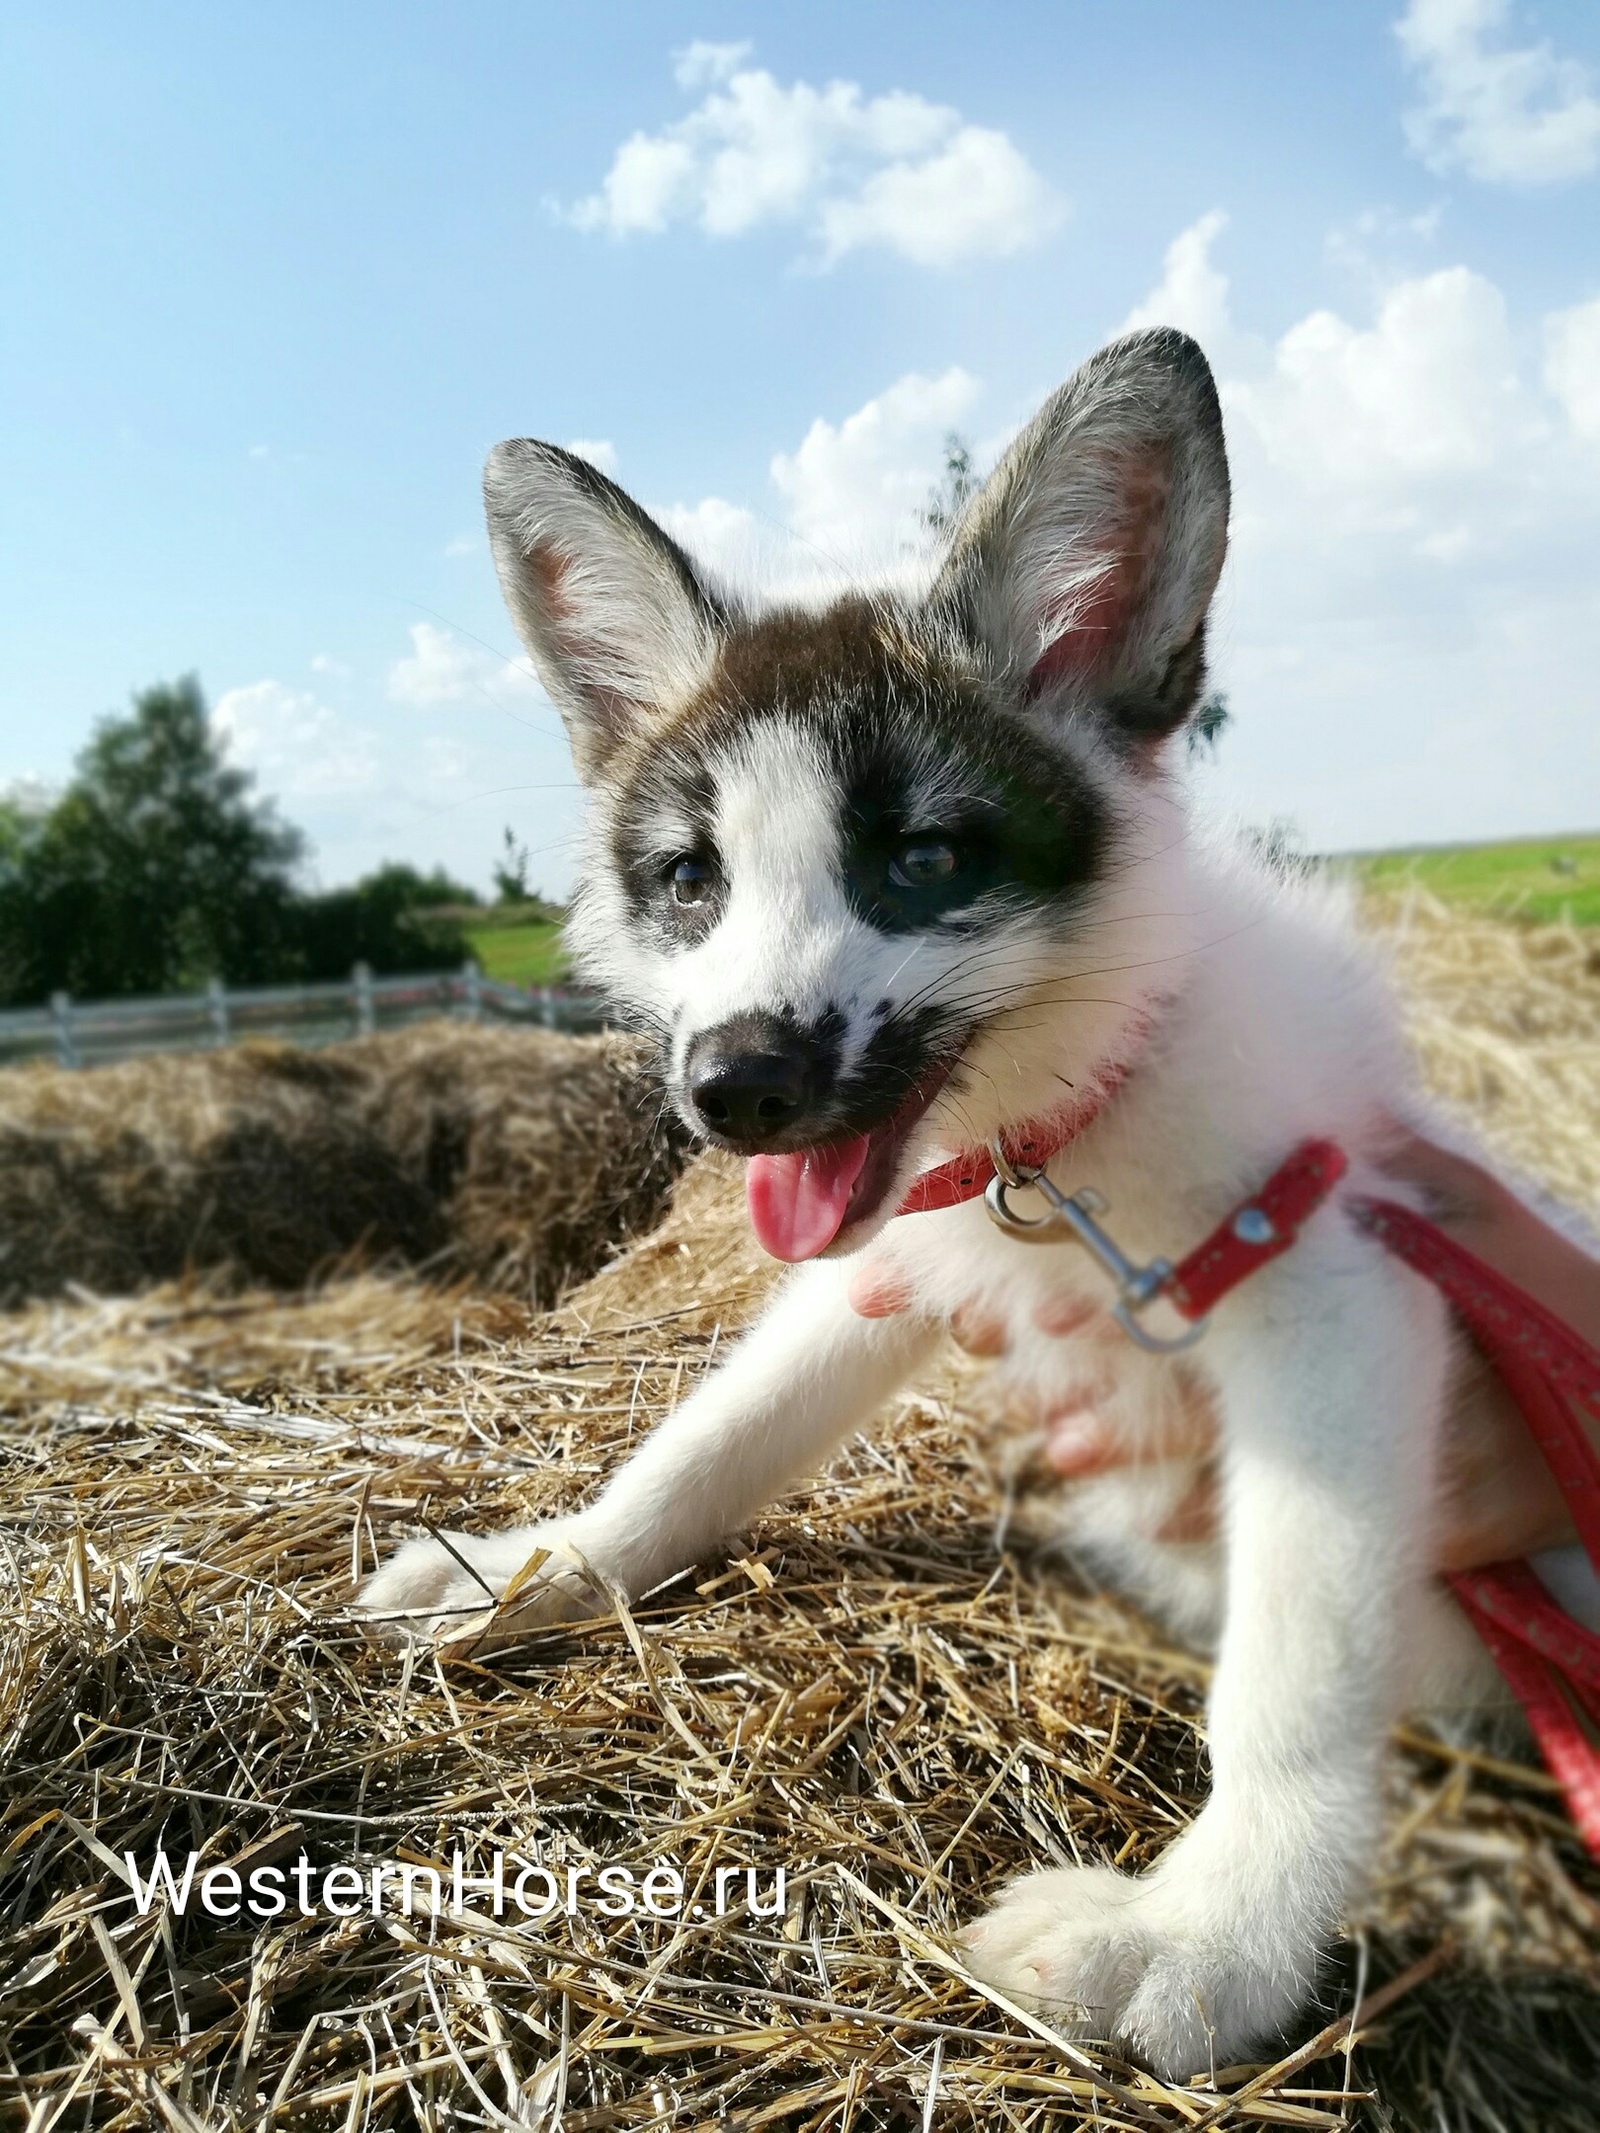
xmin=889 ymin=1209 xmax=1191 ymax=1448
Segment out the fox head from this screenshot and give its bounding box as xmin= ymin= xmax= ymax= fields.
xmin=484 ymin=329 xmax=1229 ymax=1262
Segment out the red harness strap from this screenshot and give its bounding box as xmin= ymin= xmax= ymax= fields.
xmin=1165 ymin=1140 xmax=1351 ymax=1320
xmin=1354 ymin=1194 xmax=1600 ymax=1855
xmin=915 ymin=1111 xmax=1600 ymax=1851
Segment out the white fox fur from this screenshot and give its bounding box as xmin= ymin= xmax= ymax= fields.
xmin=363 ymin=330 xmax=1575 ymax=2077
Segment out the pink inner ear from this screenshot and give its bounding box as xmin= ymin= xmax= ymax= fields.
xmin=531 ymin=543 xmax=636 ymax=732
xmin=531 ymin=544 xmax=578 ymax=627
xmin=1023 ymin=449 xmax=1171 ymax=699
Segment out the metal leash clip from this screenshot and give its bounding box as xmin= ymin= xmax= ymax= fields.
xmin=983 ymin=1141 xmax=1209 ymax=1354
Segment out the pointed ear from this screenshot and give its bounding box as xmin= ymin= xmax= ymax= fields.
xmin=932 ymin=329 xmax=1229 ymax=744
xmin=483 ymin=442 xmax=725 ymax=780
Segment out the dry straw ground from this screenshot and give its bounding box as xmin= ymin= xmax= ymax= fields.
xmin=2 ymin=894 xmax=1599 ymax=2131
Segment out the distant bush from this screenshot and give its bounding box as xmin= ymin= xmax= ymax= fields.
xmin=293 ymin=864 xmax=479 ymax=981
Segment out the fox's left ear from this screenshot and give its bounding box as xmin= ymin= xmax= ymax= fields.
xmin=484 ymin=442 xmax=725 ymax=782
xmin=931 ymin=329 xmax=1229 ymax=745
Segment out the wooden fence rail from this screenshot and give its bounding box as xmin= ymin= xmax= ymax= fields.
xmin=0 ymin=962 xmax=607 ymax=1070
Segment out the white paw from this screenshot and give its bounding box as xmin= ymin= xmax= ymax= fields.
xmin=960 ymin=1865 xmax=1312 ymax=2080
xmin=356 ymin=1519 xmax=614 ymax=1653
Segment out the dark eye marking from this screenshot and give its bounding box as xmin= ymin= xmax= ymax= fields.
xmin=837 ymin=727 xmax=1106 ymax=938
xmin=843 ymin=796 xmax=1002 ymax=933
xmin=609 ymin=741 xmax=725 ymax=939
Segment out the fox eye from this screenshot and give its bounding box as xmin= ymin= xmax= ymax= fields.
xmin=888 ymin=839 xmax=959 ymax=890
xmin=670 ymin=857 xmax=713 ymax=907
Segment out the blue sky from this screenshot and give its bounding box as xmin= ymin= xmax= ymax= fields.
xmin=4 ymin=0 xmax=1597 ymax=895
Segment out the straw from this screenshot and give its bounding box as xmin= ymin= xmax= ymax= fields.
xmin=1 ymin=896 xmax=1597 ymax=2128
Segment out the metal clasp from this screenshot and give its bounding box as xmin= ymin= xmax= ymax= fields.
xmin=983 ymin=1142 xmax=1208 ymax=1354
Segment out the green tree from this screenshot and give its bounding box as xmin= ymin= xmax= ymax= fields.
xmin=921 ymin=433 xmax=978 ymax=538
xmin=492 ymin=825 xmax=531 ymax=904
xmin=0 ymin=792 xmax=48 ymax=1002
xmin=1187 ymin=692 xmax=1232 ymax=759
xmin=0 ymin=676 xmax=305 ymax=1003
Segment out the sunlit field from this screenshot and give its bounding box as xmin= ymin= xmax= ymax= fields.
xmin=1355 ymin=832 xmax=1600 ymax=927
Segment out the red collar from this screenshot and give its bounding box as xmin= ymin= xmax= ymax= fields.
xmin=895 ymin=1063 xmax=1131 ymax=1217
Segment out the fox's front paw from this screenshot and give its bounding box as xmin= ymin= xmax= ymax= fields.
xmin=960 ymin=1865 xmax=1310 ymax=2080
xmin=357 ymin=1519 xmax=614 ymax=1653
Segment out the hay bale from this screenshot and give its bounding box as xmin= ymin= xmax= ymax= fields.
xmin=0 ymin=1021 xmax=689 ymax=1307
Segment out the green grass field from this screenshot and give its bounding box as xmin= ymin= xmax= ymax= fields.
xmin=1355 ymin=831 xmax=1600 ymax=925
xmin=461 ymin=915 xmax=569 ymax=986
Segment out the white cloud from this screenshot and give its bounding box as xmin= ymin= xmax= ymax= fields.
xmin=1237 ymin=264 xmax=1527 ymax=489
xmin=1544 ymin=293 xmax=1600 ymax=441
xmin=814 ymin=126 xmax=1064 ymax=268
xmin=1125 ymin=212 xmax=1537 ymax=500
xmin=386 ymin=623 xmax=478 ymax=706
xmin=443 ymin=534 xmax=480 ymax=558
xmin=658 ymin=366 xmax=983 ymax=597
xmin=673 ymin=41 xmax=752 ymax=90
xmin=2 ymin=775 xmax=57 ymax=819
xmin=770 ymin=367 xmax=982 ymax=559
xmin=567 ymin=50 xmax=1063 ymax=267
xmin=385 ymin=622 xmax=536 ymax=709
xmin=565 ymin=437 xmax=618 ymax=476
xmin=1397 ymin=0 xmax=1600 ymax=184
xmin=211 ymin=680 xmax=379 ymax=799
xmin=1322 ymin=203 xmax=1444 ymax=287
xmin=1112 ymin=211 xmax=1600 ymax=849
xmin=656 ymin=495 xmax=764 ymax=584
xmin=1122 ymin=208 xmax=1234 ymax=343
xmin=209 ymin=661 xmax=579 ymax=897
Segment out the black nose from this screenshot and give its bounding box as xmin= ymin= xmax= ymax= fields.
xmin=686 ymin=1021 xmax=813 ymax=1147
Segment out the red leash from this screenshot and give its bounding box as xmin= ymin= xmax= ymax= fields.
xmin=912 ymin=1117 xmax=1600 ymax=1851
xmin=1356 ymin=1194 xmax=1600 ymax=1854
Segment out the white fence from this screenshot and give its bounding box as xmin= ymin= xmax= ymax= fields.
xmin=0 ymin=962 xmax=607 ymax=1069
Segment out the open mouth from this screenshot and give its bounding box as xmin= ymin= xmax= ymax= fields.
xmin=744 ymin=1056 xmax=958 ymax=1263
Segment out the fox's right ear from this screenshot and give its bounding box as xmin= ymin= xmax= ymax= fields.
xmin=483 ymin=442 xmax=725 ymax=781
xmin=930 ymin=329 xmax=1229 ymax=749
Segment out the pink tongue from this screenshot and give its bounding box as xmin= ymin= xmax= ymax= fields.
xmin=746 ymin=1135 xmax=872 ymax=1262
